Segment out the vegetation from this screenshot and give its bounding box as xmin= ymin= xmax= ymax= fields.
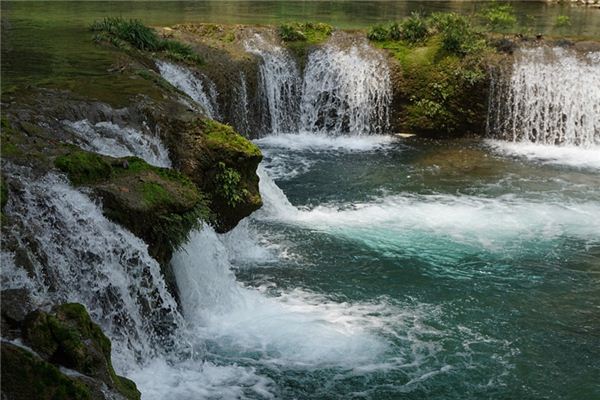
xmin=214 ymin=162 xmax=249 ymax=207
xmin=90 ymin=17 xmax=203 ymax=64
xmin=201 ymin=119 xmax=261 ymax=158
xmin=479 ymin=2 xmax=517 ymax=30
xmin=368 ymin=11 xmax=494 ymax=135
xmin=21 ymin=304 xmax=140 ymax=399
xmin=278 ymin=22 xmax=333 ymax=43
xmin=55 ymin=149 xmax=210 ymax=257
xmin=555 ymin=15 xmax=572 ymax=28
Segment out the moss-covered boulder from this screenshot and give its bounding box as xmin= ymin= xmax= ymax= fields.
xmin=55 ymin=148 xmax=209 ymax=265
xmin=1 ymin=342 xmax=93 ymax=400
xmin=163 ymin=118 xmax=262 ymax=232
xmin=21 ymin=303 xmax=140 ymax=400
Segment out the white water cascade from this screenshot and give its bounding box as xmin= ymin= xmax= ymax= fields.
xmin=245 ymin=33 xmax=392 ymax=136
xmin=244 ymin=34 xmax=302 ymax=135
xmin=156 ymin=60 xmax=220 ymax=119
xmin=1 ymin=169 xmax=184 ymax=370
xmin=487 ymin=47 xmax=600 ymax=147
xmin=300 ymin=39 xmax=392 ymax=135
xmin=64 ymin=119 xmax=172 ymax=167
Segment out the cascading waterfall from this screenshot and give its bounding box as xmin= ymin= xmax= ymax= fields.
xmin=1 ymin=168 xmax=184 ymax=371
xmin=244 ymin=34 xmax=301 ymax=135
xmin=64 ymin=119 xmax=172 ymax=167
xmin=300 ymin=39 xmax=392 ymax=135
xmin=245 ymin=33 xmax=392 ymax=136
xmin=231 ymin=71 xmax=251 ymax=136
xmin=487 ymin=47 xmax=600 ymax=147
xmin=157 ymin=60 xmax=220 ymax=119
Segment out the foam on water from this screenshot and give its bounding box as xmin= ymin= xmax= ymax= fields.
xmin=156 ymin=60 xmax=220 ymax=119
xmin=486 ymin=139 xmax=600 ymax=170
xmin=256 ymin=167 xmax=600 ymax=256
xmin=172 ymin=226 xmax=393 ymax=367
xmin=64 ymin=119 xmax=171 ymax=167
xmin=255 ymin=133 xmax=396 ymax=152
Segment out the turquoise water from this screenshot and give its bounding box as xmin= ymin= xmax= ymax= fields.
xmin=203 ymin=135 xmax=600 ymax=399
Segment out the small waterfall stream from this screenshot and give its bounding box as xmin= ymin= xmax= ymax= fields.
xmin=244 ymin=34 xmax=302 ymax=135
xmin=487 ymin=47 xmax=600 ymax=147
xmin=300 ymin=40 xmax=391 ymax=135
xmin=157 ymin=60 xmax=220 ymax=119
xmin=245 ymin=33 xmax=392 ymax=136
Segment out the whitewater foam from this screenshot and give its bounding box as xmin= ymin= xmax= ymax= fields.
xmin=255 ymin=133 xmax=396 ymax=152
xmin=156 ymin=60 xmax=220 ymax=119
xmin=486 ymin=140 xmax=600 ymax=170
xmin=64 ymin=119 xmax=171 ymax=167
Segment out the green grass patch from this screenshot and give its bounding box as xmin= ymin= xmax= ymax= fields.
xmin=278 ymin=22 xmax=333 ymax=44
xmin=90 ymin=17 xmax=203 ymax=65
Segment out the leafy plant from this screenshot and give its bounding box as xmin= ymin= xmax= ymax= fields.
xmin=278 ymin=22 xmax=333 ymax=43
xmin=214 ymin=162 xmax=247 ymax=207
xmin=367 ymin=24 xmax=389 ymax=41
xmin=480 ymin=2 xmax=517 ymax=30
xmin=400 ymin=12 xmax=430 ymax=44
xmin=90 ymin=17 xmax=203 ymax=64
xmin=429 ymin=13 xmax=486 ymax=56
xmin=555 ymin=15 xmax=571 ymax=28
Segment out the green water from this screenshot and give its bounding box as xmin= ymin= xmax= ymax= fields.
xmin=2 ymin=0 xmax=600 ymax=92
xmin=227 ymin=136 xmax=600 ymax=399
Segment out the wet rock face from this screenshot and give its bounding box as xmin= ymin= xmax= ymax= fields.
xmin=2 ymin=303 xmax=140 ymax=400
xmin=160 ymin=117 xmax=263 ymax=233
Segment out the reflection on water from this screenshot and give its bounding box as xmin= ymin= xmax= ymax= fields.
xmin=2 ymin=1 xmax=600 ymax=91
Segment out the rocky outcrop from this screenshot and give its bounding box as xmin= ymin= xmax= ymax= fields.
xmin=1 ymin=301 xmax=140 ymax=400
xmin=160 ymin=117 xmax=262 ymax=232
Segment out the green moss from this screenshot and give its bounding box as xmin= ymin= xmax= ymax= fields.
xmin=1 ymin=342 xmax=93 ymax=400
xmin=22 ymin=304 xmax=140 ymax=400
xmin=279 ymin=22 xmax=333 ymax=60
xmin=278 ymin=22 xmax=333 ymax=44
xmin=202 ymin=119 xmax=261 ymax=158
xmin=55 ymin=149 xmax=113 ymax=185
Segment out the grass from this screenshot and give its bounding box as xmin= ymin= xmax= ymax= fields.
xmin=278 ymin=22 xmax=333 ymax=43
xmin=90 ymin=17 xmax=203 ymax=65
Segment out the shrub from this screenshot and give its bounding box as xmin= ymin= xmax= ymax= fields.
xmin=400 ymin=12 xmax=430 ymax=44
xmin=90 ymin=17 xmax=161 ymax=51
xmin=480 ymin=2 xmax=517 ymax=30
xmin=279 ymin=23 xmax=306 ymax=41
xmin=91 ymin=17 xmax=203 ymax=64
xmin=429 ymin=13 xmax=486 ymax=56
xmin=367 ymin=24 xmax=389 ymax=41
xmin=278 ymin=22 xmax=333 ymax=43
xmin=555 ymin=15 xmax=571 ymax=28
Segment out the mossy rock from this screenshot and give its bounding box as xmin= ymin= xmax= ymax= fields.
xmin=165 ymin=118 xmax=262 ymax=233
xmin=377 ymin=35 xmax=493 ymax=136
xmin=21 ymin=303 xmax=140 ymax=400
xmin=1 ymin=342 xmax=93 ymax=400
xmin=55 ymin=149 xmax=210 ymax=266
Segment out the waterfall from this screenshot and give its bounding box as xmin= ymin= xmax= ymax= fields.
xmin=64 ymin=119 xmax=172 ymax=167
xmin=244 ymin=34 xmax=302 ymax=135
xmin=245 ymin=33 xmax=392 ymax=136
xmin=487 ymin=47 xmax=600 ymax=147
xmin=300 ymin=40 xmax=391 ymax=135
xmin=1 ymin=169 xmax=184 ymax=371
xmin=157 ymin=60 xmax=220 ymax=120
xmin=231 ymin=72 xmax=251 ymax=136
